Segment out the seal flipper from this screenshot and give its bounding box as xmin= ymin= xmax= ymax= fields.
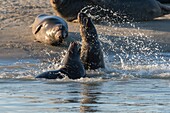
xmin=35 ymin=69 xmax=69 ymax=79
xmin=34 ymin=24 xmax=42 ymax=34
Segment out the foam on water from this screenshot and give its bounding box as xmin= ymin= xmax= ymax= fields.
xmin=0 ymin=51 xmax=169 ymax=81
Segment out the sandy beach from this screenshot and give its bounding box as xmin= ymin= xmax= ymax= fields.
xmin=1 ymin=0 xmax=170 ymax=60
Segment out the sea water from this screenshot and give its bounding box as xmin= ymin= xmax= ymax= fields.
xmin=0 ymin=50 xmax=170 ymax=113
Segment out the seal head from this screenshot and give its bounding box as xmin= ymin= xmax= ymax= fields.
xmin=46 ymin=24 xmax=68 ymax=45
xmin=36 ymin=42 xmax=86 ymax=79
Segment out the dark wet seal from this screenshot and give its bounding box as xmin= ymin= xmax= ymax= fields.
xmin=50 ymin=0 xmax=92 ymax=22
xmin=50 ymin=0 xmax=170 ymax=22
xmin=36 ymin=42 xmax=86 ymax=79
xmin=32 ymin=14 xmax=68 ymax=46
xmin=78 ymin=12 xmax=105 ymax=70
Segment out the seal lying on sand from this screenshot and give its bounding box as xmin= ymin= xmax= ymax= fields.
xmin=91 ymin=0 xmax=170 ymax=22
xmin=36 ymin=42 xmax=86 ymax=79
xmin=50 ymin=0 xmax=170 ymax=22
xmin=50 ymin=0 xmax=92 ymax=22
xmin=78 ymin=13 xmax=105 ymax=70
xmin=32 ymin=14 xmax=68 ymax=46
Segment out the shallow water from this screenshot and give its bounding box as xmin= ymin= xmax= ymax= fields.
xmin=1 ymin=23 xmax=170 ymax=112
xmin=0 ymin=52 xmax=170 ymax=113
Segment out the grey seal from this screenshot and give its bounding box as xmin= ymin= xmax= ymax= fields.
xmin=32 ymin=14 xmax=68 ymax=46
xmin=36 ymin=42 xmax=86 ymax=79
xmin=50 ymin=0 xmax=92 ymax=22
xmin=78 ymin=13 xmax=105 ymax=70
xmin=50 ymin=0 xmax=170 ymax=22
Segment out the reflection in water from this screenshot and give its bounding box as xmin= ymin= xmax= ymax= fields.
xmin=80 ymin=82 xmax=102 ymax=113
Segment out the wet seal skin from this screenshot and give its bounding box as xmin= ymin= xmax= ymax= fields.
xmin=78 ymin=12 xmax=105 ymax=70
xmin=36 ymin=42 xmax=86 ymax=79
xmin=32 ymin=14 xmax=68 ymax=46
xmin=50 ymin=0 xmax=170 ymax=22
xmin=50 ymin=0 xmax=92 ymax=22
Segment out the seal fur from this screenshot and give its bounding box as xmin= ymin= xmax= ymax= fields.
xmin=78 ymin=13 xmax=105 ymax=70
xmin=36 ymin=42 xmax=86 ymax=79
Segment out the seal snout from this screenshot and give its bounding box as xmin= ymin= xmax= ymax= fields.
xmin=78 ymin=12 xmax=91 ymax=26
xmin=78 ymin=13 xmax=86 ymax=22
xmin=54 ymin=31 xmax=62 ymax=42
xmin=54 ymin=24 xmax=68 ymax=43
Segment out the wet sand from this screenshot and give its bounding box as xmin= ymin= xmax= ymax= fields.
xmin=0 ymin=0 xmax=170 ymax=60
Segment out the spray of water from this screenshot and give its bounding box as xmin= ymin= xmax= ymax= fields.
xmin=81 ymin=5 xmax=170 ymax=79
xmin=80 ymin=5 xmax=131 ymax=24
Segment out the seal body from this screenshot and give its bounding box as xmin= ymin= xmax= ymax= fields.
xmin=36 ymin=42 xmax=86 ymax=79
xmin=32 ymin=14 xmax=68 ymax=46
xmin=50 ymin=0 xmax=92 ymax=22
xmin=50 ymin=0 xmax=170 ymax=22
xmin=78 ymin=13 xmax=105 ymax=70
xmin=91 ymin=0 xmax=170 ymax=22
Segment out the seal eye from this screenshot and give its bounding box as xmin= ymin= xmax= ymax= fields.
xmin=34 ymin=24 xmax=42 ymax=34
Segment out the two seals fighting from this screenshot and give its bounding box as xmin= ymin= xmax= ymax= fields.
xmin=32 ymin=14 xmax=68 ymax=46
xmin=50 ymin=0 xmax=170 ymax=22
xmin=36 ymin=42 xmax=86 ymax=79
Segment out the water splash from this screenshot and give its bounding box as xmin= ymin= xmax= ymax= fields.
xmin=81 ymin=5 xmax=131 ymax=24
xmin=80 ymin=5 xmax=170 ymax=79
